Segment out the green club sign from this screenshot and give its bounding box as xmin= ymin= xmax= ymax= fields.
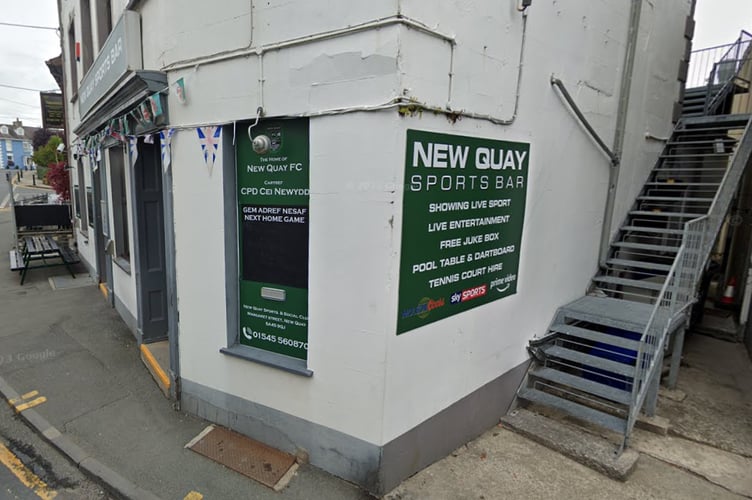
xmin=398 ymin=129 xmax=530 ymax=334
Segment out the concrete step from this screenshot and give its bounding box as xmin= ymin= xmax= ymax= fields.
xmin=140 ymin=341 xmax=171 ymax=398
xmin=500 ymin=408 xmax=639 ymax=480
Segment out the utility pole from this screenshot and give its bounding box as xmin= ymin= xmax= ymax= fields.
xmin=7 ymin=172 xmax=18 ymax=250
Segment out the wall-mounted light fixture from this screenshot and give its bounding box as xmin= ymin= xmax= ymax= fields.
xmin=247 ymin=107 xmax=271 ymax=155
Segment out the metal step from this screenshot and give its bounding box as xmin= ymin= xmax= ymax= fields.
xmin=680 ymin=113 xmax=751 ymax=128
xmin=612 ymin=241 xmax=679 ymax=253
xmin=559 ymin=296 xmax=653 ymax=331
xmin=518 ymin=388 xmax=628 ymax=434
xmin=636 ymin=195 xmax=714 ymax=203
xmin=629 ymin=210 xmax=703 ymax=218
xmin=659 ymin=153 xmax=729 ymax=159
xmin=530 ymin=367 xmax=632 ymax=405
xmin=592 ymin=275 xmax=665 ymax=292
xmin=620 ymin=225 xmax=685 ymax=235
xmin=665 ymin=138 xmax=736 ymax=146
xmin=644 ymin=182 xmax=720 ymax=186
xmin=548 ymin=323 xmax=642 ymax=351
xmin=542 ymin=345 xmax=636 ymax=377
xmin=605 ymin=258 xmax=673 ymax=272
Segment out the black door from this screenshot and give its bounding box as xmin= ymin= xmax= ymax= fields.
xmin=133 ymin=139 xmax=168 ymax=341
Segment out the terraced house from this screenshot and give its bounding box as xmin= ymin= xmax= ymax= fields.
xmin=56 ymin=0 xmax=752 ymax=494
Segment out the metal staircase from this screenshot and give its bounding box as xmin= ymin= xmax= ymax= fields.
xmin=515 ymin=114 xmax=752 ymax=450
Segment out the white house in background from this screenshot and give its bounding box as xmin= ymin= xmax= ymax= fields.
xmin=57 ymin=0 xmax=698 ymax=494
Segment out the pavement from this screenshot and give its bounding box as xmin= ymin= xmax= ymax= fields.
xmin=0 ymin=204 xmax=750 ymax=499
xmin=9 ymin=169 xmax=53 ymax=191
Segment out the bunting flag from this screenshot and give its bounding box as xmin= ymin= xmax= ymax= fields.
xmin=144 ymin=134 xmax=154 ymax=144
xmin=129 ymin=136 xmax=139 ymax=165
xmin=196 ymin=126 xmax=222 ymax=172
xmin=174 ymin=78 xmax=186 ymax=104
xmin=160 ymin=128 xmax=175 ymax=173
xmin=111 ymin=124 xmax=124 ymax=142
xmin=148 ymin=93 xmax=163 ymax=118
xmin=141 ymin=101 xmax=153 ymax=123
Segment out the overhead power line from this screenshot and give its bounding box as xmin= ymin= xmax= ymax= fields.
xmin=0 ymin=83 xmax=57 ymax=93
xmin=0 ymin=22 xmax=58 ymax=31
xmin=0 ymin=97 xmax=37 ymax=108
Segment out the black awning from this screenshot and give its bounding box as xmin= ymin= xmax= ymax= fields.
xmin=74 ymin=70 xmax=167 ymax=137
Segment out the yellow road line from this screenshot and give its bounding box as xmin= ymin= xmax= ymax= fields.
xmin=184 ymin=491 xmax=204 ymax=500
xmin=13 ymin=396 xmax=47 ymax=413
xmin=9 ymin=390 xmax=39 ymax=405
xmin=0 ymin=442 xmax=57 ymax=499
xmin=140 ymin=344 xmax=171 ymax=390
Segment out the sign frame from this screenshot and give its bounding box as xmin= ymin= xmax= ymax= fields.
xmin=397 ymin=129 xmax=531 ymax=335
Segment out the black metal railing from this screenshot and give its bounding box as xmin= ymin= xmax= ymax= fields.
xmin=687 ymin=30 xmax=752 ymax=89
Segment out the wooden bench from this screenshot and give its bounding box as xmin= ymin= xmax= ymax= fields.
xmin=18 ymin=235 xmax=79 ymax=285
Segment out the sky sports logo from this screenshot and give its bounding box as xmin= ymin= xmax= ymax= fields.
xmin=450 ymin=284 xmax=488 ymax=304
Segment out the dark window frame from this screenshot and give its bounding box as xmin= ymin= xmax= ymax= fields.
xmin=80 ymin=0 xmax=94 ymax=74
xmin=67 ymin=21 xmax=78 ymax=97
xmin=109 ymin=144 xmax=130 ymax=268
xmin=76 ymin=159 xmax=88 ymax=234
xmin=95 ymin=0 xmax=113 ymax=50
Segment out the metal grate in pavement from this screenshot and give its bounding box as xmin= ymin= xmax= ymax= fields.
xmin=186 ymin=425 xmax=297 ymax=490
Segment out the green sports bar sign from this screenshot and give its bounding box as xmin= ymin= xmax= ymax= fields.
xmin=236 ymin=118 xmax=309 ymax=359
xmin=397 ymin=129 xmax=530 ymax=334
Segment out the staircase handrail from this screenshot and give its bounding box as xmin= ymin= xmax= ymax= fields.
xmin=624 ymin=246 xmax=681 ymax=446
xmin=687 ymin=31 xmax=752 ymax=89
xmin=704 ymin=34 xmax=752 ymax=114
xmin=624 ymin=116 xmax=752 ymax=448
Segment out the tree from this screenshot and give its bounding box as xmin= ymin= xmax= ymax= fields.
xmin=31 ymin=135 xmax=64 ymax=182
xmin=32 ymin=129 xmax=61 ymax=151
xmin=46 ymin=161 xmax=70 ymax=201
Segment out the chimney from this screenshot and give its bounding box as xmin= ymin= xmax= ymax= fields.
xmin=12 ymin=118 xmax=22 ymax=129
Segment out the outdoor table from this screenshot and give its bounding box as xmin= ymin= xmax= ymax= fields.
xmin=18 ymin=235 xmax=78 ymax=285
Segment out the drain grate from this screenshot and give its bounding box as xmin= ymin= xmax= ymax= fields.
xmin=186 ymin=425 xmax=297 ymax=490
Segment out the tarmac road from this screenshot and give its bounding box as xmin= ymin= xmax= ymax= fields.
xmin=0 ymin=171 xmax=50 ymax=209
xmin=0 ymin=389 xmax=110 ymax=500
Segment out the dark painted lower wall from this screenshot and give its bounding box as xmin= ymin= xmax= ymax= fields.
xmin=180 ymin=359 xmax=529 ymax=495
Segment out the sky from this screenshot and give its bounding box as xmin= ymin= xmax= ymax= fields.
xmin=0 ymin=0 xmax=61 ymax=127
xmin=0 ymin=0 xmax=751 ymax=128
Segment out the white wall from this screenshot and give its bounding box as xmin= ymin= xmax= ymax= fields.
xmin=169 ymin=0 xmax=690 ymax=446
xmin=73 ymin=155 xmax=97 ymax=273
xmin=376 ymin=0 xmax=690 ymax=443
xmin=174 ymin=112 xmax=401 ymax=443
xmin=59 ymin=0 xmax=690 ymax=448
xmin=612 ymin=0 xmax=691 ymax=230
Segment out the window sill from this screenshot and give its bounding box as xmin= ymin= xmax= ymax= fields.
xmin=114 ymin=256 xmax=131 ymax=274
xmin=220 ymin=344 xmax=313 ymax=377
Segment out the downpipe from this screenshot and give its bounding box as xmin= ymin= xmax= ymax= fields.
xmin=599 ymin=0 xmax=643 ymax=268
